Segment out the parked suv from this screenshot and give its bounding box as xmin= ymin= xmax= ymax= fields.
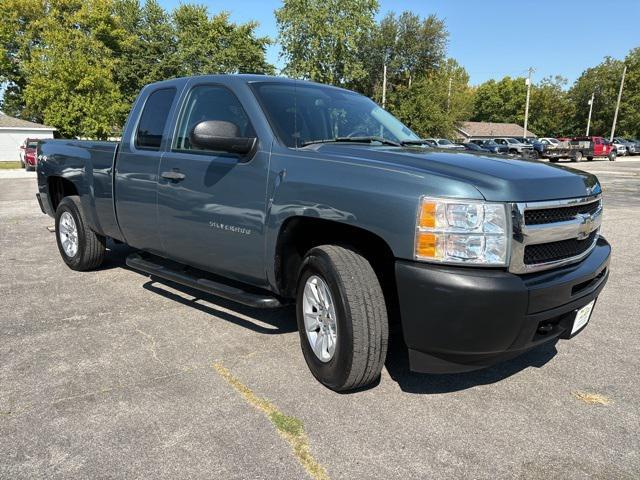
xmin=613 ymin=137 xmax=635 ymax=155
xmin=469 ymin=139 xmax=509 ymax=154
xmin=22 ymin=139 xmax=40 ymax=171
xmin=492 ymin=137 xmax=534 ymax=154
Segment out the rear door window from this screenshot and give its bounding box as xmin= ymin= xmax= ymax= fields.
xmin=135 ymin=88 xmax=177 ymax=150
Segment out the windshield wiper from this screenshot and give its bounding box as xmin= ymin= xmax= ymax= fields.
xmin=399 ymin=139 xmax=433 ymax=146
xmin=300 ymin=136 xmax=401 ymax=148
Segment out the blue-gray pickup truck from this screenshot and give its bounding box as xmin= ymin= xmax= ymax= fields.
xmin=36 ymin=75 xmax=610 ymax=391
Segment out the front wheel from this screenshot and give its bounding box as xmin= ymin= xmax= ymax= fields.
xmin=296 ymin=245 xmax=388 ymax=391
xmin=55 ymin=196 xmax=106 ymax=271
xmin=573 ymin=151 xmax=583 ymax=162
xmin=609 ymin=151 xmax=617 ymax=162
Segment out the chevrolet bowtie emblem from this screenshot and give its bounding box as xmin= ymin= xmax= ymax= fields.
xmin=576 ymin=213 xmax=593 ymax=240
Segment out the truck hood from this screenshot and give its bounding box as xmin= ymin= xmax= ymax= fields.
xmin=311 ymin=145 xmax=600 ymax=202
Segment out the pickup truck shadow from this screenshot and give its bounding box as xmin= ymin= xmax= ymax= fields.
xmin=97 ymin=245 xmax=557 ymax=392
xmin=97 ymin=244 xmax=297 ymax=334
xmin=384 ymin=332 xmax=559 ymax=394
xmin=141 ymin=280 xmax=297 ymax=335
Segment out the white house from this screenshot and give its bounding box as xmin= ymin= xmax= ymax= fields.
xmin=0 ymin=113 xmax=56 ymax=162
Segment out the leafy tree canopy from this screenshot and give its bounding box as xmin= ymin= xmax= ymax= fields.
xmin=0 ymin=0 xmax=274 ymax=138
xmin=275 ymin=0 xmax=378 ymax=87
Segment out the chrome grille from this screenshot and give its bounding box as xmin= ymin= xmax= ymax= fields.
xmin=524 ymin=200 xmax=601 ymax=225
xmin=509 ymin=195 xmax=602 ymax=274
xmin=523 ymin=231 xmax=597 ymax=265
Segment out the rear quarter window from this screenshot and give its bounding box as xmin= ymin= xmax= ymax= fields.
xmin=135 ymin=88 xmax=177 ymax=150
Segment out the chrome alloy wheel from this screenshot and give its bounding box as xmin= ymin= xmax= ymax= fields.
xmin=302 ymin=275 xmax=338 ymax=362
xmin=59 ymin=211 xmax=79 ymax=257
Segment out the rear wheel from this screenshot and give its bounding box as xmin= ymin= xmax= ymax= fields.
xmin=587 ymin=156 xmax=594 ymax=161
xmin=296 ymin=245 xmax=388 ymax=391
xmin=549 ymin=158 xmax=559 ymax=163
xmin=573 ymin=151 xmax=583 ymax=162
xmin=609 ymin=151 xmax=617 ymax=161
xmin=55 ymin=196 xmax=106 ymax=271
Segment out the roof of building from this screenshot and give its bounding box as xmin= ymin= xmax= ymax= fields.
xmin=0 ymin=113 xmax=55 ymax=130
xmin=457 ymin=121 xmax=536 ymax=138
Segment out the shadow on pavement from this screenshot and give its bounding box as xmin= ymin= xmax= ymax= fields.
xmin=142 ymin=280 xmax=298 ymax=335
xmin=384 ymin=332 xmax=559 ymax=394
xmin=98 ymin=245 xmax=558 ymax=393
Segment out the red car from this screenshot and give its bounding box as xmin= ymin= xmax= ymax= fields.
xmin=21 ymin=139 xmax=40 ymax=171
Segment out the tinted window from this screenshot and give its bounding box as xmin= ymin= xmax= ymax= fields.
xmin=173 ymin=85 xmax=255 ymax=152
xmin=135 ymin=88 xmax=176 ymax=150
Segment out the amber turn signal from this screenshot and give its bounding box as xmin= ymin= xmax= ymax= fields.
xmin=418 ymin=201 xmax=436 ymax=229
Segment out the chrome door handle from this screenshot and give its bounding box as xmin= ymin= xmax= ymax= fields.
xmin=161 ymin=171 xmax=186 ymax=181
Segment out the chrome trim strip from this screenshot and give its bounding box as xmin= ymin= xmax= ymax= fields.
xmin=509 ymin=195 xmax=602 ymax=274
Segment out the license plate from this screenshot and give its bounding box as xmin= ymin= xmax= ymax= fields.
xmin=572 ymin=300 xmax=595 ymax=335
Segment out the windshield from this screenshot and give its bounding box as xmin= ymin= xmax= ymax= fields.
xmin=251 ymin=82 xmax=420 ymax=148
xmin=27 ymin=142 xmax=38 ymax=148
xmin=437 ymin=139 xmax=453 ymax=145
xmin=549 ymin=138 xmax=559 ymax=144
xmin=506 ymin=138 xmax=519 ymax=144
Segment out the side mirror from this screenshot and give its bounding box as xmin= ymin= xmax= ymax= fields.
xmin=189 ymin=120 xmax=257 ymax=156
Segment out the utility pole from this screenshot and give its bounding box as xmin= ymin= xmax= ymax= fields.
xmin=610 ymin=65 xmax=627 ymax=142
xmin=382 ymin=63 xmax=387 ymax=109
xmin=447 ymin=77 xmax=453 ymax=113
xmin=586 ymin=92 xmax=594 ymax=136
xmin=523 ymin=67 xmax=534 ymax=138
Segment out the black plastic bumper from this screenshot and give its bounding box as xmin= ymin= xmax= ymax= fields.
xmin=395 ymin=237 xmax=610 ymax=373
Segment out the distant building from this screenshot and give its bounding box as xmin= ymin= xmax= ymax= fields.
xmin=455 ymin=121 xmax=536 ymax=142
xmin=0 ymin=113 xmax=56 ymax=162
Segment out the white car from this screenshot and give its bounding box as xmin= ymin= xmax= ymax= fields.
xmin=492 ymin=137 xmax=534 ymax=154
xmin=611 ymin=139 xmax=628 ymax=156
xmin=425 ymin=138 xmax=465 ymax=150
xmin=538 ymin=137 xmax=561 ymax=146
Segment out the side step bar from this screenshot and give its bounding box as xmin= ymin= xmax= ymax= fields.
xmin=126 ymin=252 xmax=284 ymax=309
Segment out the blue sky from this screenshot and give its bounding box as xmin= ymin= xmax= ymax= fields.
xmin=158 ymin=0 xmax=640 ymax=86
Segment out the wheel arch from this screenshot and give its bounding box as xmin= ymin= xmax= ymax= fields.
xmin=274 ymin=216 xmax=398 ymax=306
xmin=48 ymin=176 xmax=79 ymax=212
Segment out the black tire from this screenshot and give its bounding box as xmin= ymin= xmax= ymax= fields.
xmin=573 ymin=151 xmax=583 ymax=162
xmin=609 ymin=151 xmax=617 ymax=162
xmin=587 ymin=156 xmax=594 ymax=161
xmin=296 ymin=245 xmax=388 ymax=391
xmin=549 ymin=158 xmax=559 ymax=163
xmin=530 ymin=150 xmax=540 ymax=159
xmin=55 ymin=196 xmax=106 ymax=271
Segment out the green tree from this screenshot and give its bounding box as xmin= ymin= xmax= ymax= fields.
xmin=275 ymin=0 xmax=378 ymax=86
xmin=388 ymin=59 xmax=473 ymax=137
xmin=357 ymin=11 xmax=448 ymax=101
xmin=568 ymin=56 xmax=625 ymax=137
xmin=173 ymin=4 xmax=273 ymax=77
xmin=618 ymin=47 xmax=640 ymax=138
xmin=113 ymin=0 xmax=180 ymax=107
xmin=0 ymin=0 xmax=46 ymax=120
xmin=22 ymin=0 xmax=127 ymax=138
xmin=472 ymin=76 xmax=527 ymax=125
xmin=528 ymin=76 xmax=574 ymax=137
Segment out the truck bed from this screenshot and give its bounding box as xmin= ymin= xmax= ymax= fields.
xmin=38 ymin=139 xmax=120 ymax=239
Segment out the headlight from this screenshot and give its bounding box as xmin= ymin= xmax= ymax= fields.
xmin=415 ymin=197 xmax=510 ymax=266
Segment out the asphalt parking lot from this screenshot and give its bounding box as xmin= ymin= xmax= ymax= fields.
xmin=1 ymin=158 xmax=639 ymax=479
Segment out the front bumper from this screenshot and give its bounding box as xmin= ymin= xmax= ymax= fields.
xmin=395 ymin=236 xmax=610 ymax=373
